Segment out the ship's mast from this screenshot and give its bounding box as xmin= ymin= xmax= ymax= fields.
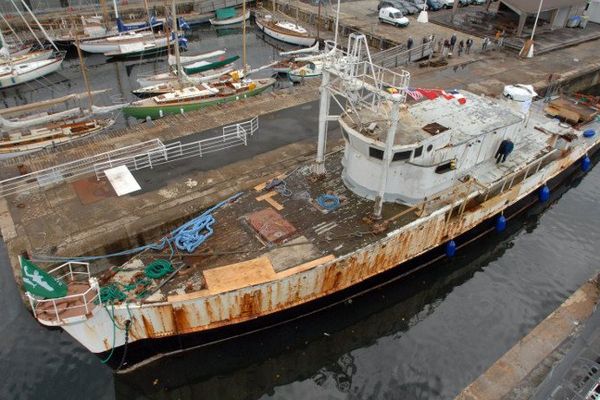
xmin=242 ymin=0 xmax=247 ymax=73
xmin=171 ymin=0 xmax=182 ymax=82
xmin=313 ymin=29 xmax=410 ymax=219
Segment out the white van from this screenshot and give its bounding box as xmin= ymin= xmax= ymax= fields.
xmin=379 ymin=7 xmax=410 ymax=27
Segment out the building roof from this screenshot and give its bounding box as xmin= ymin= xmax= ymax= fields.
xmin=501 ymin=0 xmax=588 ymax=14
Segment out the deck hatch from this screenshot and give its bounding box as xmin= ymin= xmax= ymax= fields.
xmin=422 ymin=122 xmax=449 ymax=135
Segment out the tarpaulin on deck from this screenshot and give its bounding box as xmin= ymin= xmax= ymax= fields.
xmin=215 ymin=7 xmax=237 ymax=20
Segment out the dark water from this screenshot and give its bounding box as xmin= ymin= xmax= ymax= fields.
xmin=1 ymin=28 xmax=600 ymax=400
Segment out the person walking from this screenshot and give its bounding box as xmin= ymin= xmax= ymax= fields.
xmin=437 ymin=39 xmax=443 ymax=54
xmin=450 ymin=32 xmax=457 ymax=52
xmin=495 ymin=139 xmax=514 ymax=163
xmin=458 ymin=40 xmax=464 ymax=57
xmin=407 ymin=36 xmax=414 ymax=50
xmin=442 ymin=39 xmax=450 ymax=59
xmin=466 ymin=38 xmax=473 ymax=54
xmin=482 ymin=36 xmax=489 ymax=51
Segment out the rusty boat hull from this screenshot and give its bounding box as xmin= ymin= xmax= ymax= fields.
xmin=93 ymin=140 xmax=600 ymax=369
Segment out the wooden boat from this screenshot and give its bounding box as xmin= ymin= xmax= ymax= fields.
xmin=183 ymin=54 xmax=239 ymax=75
xmin=0 ymin=117 xmax=115 ymax=158
xmin=255 ymin=15 xmax=316 ymax=47
xmin=104 ymin=35 xmax=179 ymax=58
xmin=289 ymin=61 xmax=323 ymax=82
xmin=132 ymin=67 xmax=236 ymax=97
xmin=124 ymin=78 xmax=275 ymax=119
xmin=209 ymin=8 xmax=250 ymax=26
xmin=136 ymin=50 xmax=230 ymax=88
xmin=0 ymin=49 xmax=54 ymax=67
xmin=272 ymin=59 xmax=307 ymax=74
xmin=76 ymin=31 xmax=156 ymax=54
xmin=0 ymin=57 xmax=64 ymax=89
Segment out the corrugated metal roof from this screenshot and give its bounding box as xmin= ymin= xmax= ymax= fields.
xmin=501 ymin=0 xmax=587 ymax=14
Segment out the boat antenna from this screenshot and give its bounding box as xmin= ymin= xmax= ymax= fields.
xmin=171 ymin=0 xmax=182 ymax=83
xmin=242 ymin=0 xmax=247 ymax=73
xmin=9 ymin=0 xmax=44 ymax=49
xmin=18 ymin=0 xmax=60 ymax=52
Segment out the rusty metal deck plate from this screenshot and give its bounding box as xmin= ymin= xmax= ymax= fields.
xmin=72 ymin=176 xmax=116 ymax=205
xmin=247 ymin=208 xmax=297 ymax=243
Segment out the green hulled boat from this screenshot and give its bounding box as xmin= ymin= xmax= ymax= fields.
xmin=123 ymin=78 xmax=275 ymax=119
xmin=183 ymin=55 xmax=239 ymax=74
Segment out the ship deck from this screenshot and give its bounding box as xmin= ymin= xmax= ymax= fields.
xmin=103 ymin=101 xmax=573 ymax=303
xmin=109 ymin=152 xmax=418 ymax=302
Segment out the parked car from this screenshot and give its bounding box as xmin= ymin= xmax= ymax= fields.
xmin=407 ymin=0 xmax=428 ymax=11
xmin=439 ymin=0 xmax=469 ymax=8
xmin=470 ymin=0 xmax=485 ymax=4
xmin=379 ymin=7 xmax=410 ymax=27
xmin=378 ymin=0 xmax=410 ymax=15
xmin=398 ymin=0 xmax=420 ymax=14
xmin=426 ymin=0 xmax=444 ymax=10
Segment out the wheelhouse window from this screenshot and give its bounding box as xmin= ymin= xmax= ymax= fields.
xmin=392 ymin=150 xmax=412 ymax=162
xmin=369 ymin=147 xmax=384 ymax=160
xmin=413 ymin=146 xmax=423 ymax=158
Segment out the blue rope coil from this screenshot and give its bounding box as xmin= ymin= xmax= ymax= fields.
xmin=316 ymin=194 xmax=341 ymax=211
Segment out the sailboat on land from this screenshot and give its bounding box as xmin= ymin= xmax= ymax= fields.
xmin=209 ymin=7 xmax=251 ymax=26
xmin=0 ymin=28 xmax=127 ymax=158
xmin=0 ymin=3 xmax=64 ymax=89
xmin=125 ymin=0 xmax=274 ymax=119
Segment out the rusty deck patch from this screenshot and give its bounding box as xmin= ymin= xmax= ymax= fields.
xmin=247 ymin=208 xmax=297 ymax=243
xmin=72 ymin=176 xmax=116 ymax=205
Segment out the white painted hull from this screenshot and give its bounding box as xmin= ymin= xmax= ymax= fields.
xmin=52 ymin=124 xmax=600 ymax=355
xmin=77 ymin=32 xmax=156 ymax=54
xmin=256 ymin=18 xmax=316 ymax=47
xmin=0 ymin=58 xmax=63 ymax=89
xmin=209 ymin=10 xmax=250 ymax=26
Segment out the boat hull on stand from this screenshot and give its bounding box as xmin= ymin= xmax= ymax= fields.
xmin=0 ymin=57 xmax=63 ymax=89
xmin=255 ymin=17 xmax=316 ymax=47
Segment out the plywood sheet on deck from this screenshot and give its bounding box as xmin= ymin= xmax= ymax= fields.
xmin=203 ymin=256 xmax=276 ymax=294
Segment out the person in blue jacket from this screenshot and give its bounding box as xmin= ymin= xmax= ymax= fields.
xmin=495 ymin=139 xmax=514 ymax=163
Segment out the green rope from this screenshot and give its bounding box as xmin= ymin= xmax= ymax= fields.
xmin=144 ymin=259 xmax=173 ymax=279
xmin=100 ymin=303 xmax=117 ymax=364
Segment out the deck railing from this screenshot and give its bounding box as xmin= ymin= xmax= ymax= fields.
xmin=0 ymin=139 xmax=165 ymax=197
xmin=93 ymin=117 xmax=259 ymax=179
xmin=26 ymin=261 xmax=100 ymax=325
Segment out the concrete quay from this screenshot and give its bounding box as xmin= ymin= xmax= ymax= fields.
xmin=455 ymin=274 xmax=600 ymax=400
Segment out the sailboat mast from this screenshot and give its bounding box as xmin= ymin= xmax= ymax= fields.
xmin=0 ymin=13 xmax=23 ymax=45
xmin=0 ymin=19 xmax=11 ymax=67
xmin=171 ymin=0 xmax=181 ymax=82
xmin=98 ymin=0 xmax=110 ymax=31
xmin=73 ymin=18 xmax=94 ymax=112
xmin=164 ymin=4 xmax=171 ymax=57
xmin=18 ymin=0 xmax=60 ymax=52
xmin=242 ymin=0 xmax=247 ymax=73
xmin=112 ymin=0 xmax=119 ymax=20
xmin=317 ymin=1 xmax=321 ymax=44
xmin=143 ymin=0 xmax=152 ymax=25
xmin=9 ymin=0 xmax=44 ymax=49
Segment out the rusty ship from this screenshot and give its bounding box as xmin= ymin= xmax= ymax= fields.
xmin=19 ymin=34 xmax=600 ymax=369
